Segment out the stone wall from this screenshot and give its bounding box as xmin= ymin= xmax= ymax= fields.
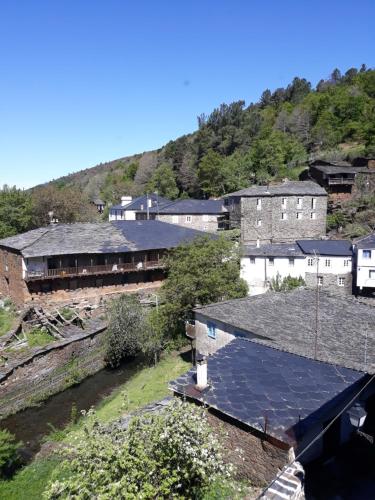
xmin=0 ymin=248 xmax=30 ymax=304
xmin=0 ymin=327 xmax=107 ymax=418
xmin=305 ymin=271 xmax=353 ymax=295
xmin=240 ymin=195 xmax=327 ymax=244
xmin=156 ymin=214 xmax=220 ymax=233
xmin=207 ymin=409 xmax=291 ymax=486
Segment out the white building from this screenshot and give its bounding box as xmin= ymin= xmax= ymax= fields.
xmin=241 ymin=239 xmax=353 ymax=296
xmin=108 ymin=194 xmax=171 ymax=221
xmin=354 ymin=233 xmax=375 ymax=291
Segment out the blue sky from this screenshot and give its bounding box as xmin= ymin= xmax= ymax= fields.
xmin=0 ymin=0 xmax=374 ymax=188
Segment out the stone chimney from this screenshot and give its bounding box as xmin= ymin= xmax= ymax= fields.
xmin=196 ymin=353 xmax=208 ymax=390
xmin=121 ymin=196 xmax=132 ymax=206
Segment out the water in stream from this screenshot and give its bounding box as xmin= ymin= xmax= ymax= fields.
xmin=0 ymin=359 xmax=140 ymax=459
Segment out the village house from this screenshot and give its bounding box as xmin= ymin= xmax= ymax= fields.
xmin=354 ymin=233 xmax=375 ymax=293
xmin=172 ymin=289 xmax=375 ymax=486
xmin=91 ymin=198 xmax=106 ymax=214
xmin=241 ymin=239 xmax=353 ymax=296
xmin=303 ymin=160 xmax=375 ymax=205
xmin=0 ymin=220 xmax=207 ymax=305
xmin=224 ymin=180 xmax=328 ymax=245
xmin=147 ymin=199 xmax=228 ymax=232
xmin=108 ymin=194 xmax=171 ymax=221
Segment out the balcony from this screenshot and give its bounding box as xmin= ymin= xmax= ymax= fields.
xmin=25 ymin=260 xmax=164 ymax=281
xmin=328 ymin=177 xmax=355 ymax=185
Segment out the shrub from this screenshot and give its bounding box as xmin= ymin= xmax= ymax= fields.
xmin=0 ymin=429 xmax=21 ymax=477
xmin=269 ymin=273 xmax=305 ymax=292
xmin=44 ymin=400 xmax=233 ymax=499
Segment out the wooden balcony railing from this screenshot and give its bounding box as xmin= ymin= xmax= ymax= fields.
xmin=25 ymin=260 xmax=163 ymax=281
xmin=328 ymin=177 xmax=355 ymax=185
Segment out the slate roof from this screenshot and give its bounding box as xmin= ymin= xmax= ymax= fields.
xmin=355 ymin=233 xmax=375 ymax=249
xmin=92 ymin=198 xmax=105 ymax=205
xmin=224 ymin=181 xmax=327 ymax=198
xmin=0 ymin=220 xmax=209 ymax=258
xmin=243 ymin=243 xmax=304 ymax=257
xmin=149 ymin=199 xmax=225 ymax=215
xmin=110 ymin=194 xmax=171 ymax=211
xmin=296 ymin=239 xmax=352 ymax=256
xmin=194 ymin=289 xmax=375 ymax=374
xmin=310 ymin=165 xmax=366 ymax=175
xmin=170 ymin=338 xmax=367 ymax=445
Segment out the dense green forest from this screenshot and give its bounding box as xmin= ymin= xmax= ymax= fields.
xmin=46 ymin=65 xmax=375 ymax=203
xmin=1 ymin=65 xmax=374 ymax=238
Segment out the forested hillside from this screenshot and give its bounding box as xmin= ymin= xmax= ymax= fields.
xmin=45 ymin=65 xmax=375 ymax=204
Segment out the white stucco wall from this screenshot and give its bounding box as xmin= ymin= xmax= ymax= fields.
xmin=241 ymin=255 xmax=352 ymax=296
xmin=356 ymin=247 xmax=375 ymax=289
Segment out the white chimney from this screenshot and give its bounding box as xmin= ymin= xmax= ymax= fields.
xmin=121 ymin=196 xmax=132 ymax=206
xmin=148 ymin=197 xmax=152 ymax=208
xmin=196 ymin=355 xmax=208 ymax=390
xmin=256 ymin=239 xmax=260 ymax=248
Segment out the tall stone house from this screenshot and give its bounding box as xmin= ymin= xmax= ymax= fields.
xmin=224 ymin=180 xmax=327 ymax=245
xmin=0 ymin=220 xmax=208 ymax=305
xmin=241 ymin=239 xmax=353 ymax=296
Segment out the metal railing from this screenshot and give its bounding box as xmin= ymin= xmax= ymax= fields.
xmin=25 ymin=260 xmax=163 ymax=281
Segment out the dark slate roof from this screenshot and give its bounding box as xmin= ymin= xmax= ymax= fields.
xmin=110 ymin=194 xmax=171 ymax=212
xmin=310 ymin=165 xmax=366 ymax=175
xmin=355 ymin=233 xmax=375 ymax=249
xmin=0 ymin=220 xmax=210 ymax=258
xmin=224 ymin=181 xmax=327 ymax=198
xmin=194 ymin=289 xmax=375 ymax=374
xmin=149 ymin=199 xmax=225 ymax=215
xmin=309 ymin=159 xmax=352 ymax=168
xmin=92 ymin=198 xmax=105 ymax=205
xmin=243 ymin=243 xmax=304 ymax=257
xmin=171 ymin=338 xmax=367 ymax=445
xmin=296 ymin=239 xmax=352 ymax=256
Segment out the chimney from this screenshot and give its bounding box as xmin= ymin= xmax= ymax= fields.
xmin=196 ymin=353 xmax=208 ymax=390
xmin=121 ymin=196 xmax=132 ymax=206
xmin=256 ymin=238 xmax=260 ymax=248
xmin=148 ymin=197 xmax=152 ymax=208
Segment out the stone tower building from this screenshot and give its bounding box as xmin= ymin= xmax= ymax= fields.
xmin=224 ymin=180 xmax=327 ymax=244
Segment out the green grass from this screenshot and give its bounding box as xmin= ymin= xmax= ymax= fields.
xmin=0 ymin=352 xmax=191 ymax=498
xmin=0 ymin=457 xmax=64 ymax=500
xmin=26 ymin=329 xmax=54 ymax=348
xmin=0 ymin=307 xmax=15 ymax=337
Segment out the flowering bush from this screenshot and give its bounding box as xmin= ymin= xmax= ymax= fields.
xmin=44 ymin=400 xmax=233 ymax=499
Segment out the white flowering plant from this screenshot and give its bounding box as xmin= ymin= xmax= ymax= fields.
xmin=44 ymin=399 xmax=233 ymax=499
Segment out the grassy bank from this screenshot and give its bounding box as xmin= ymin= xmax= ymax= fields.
xmin=0 ymin=351 xmax=191 ymax=500
xmin=0 ymin=306 xmax=15 ymax=337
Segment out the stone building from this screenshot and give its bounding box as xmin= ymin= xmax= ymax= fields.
xmin=0 ymin=220 xmax=208 ymax=305
xmin=224 ymin=180 xmax=327 ymax=245
xmin=147 ymin=199 xmax=227 ymax=233
xmin=174 ymin=289 xmax=375 ymax=484
xmin=241 ymin=239 xmax=353 ymax=296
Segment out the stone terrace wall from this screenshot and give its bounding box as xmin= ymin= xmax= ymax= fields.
xmin=0 ymin=325 xmax=107 ymax=418
xmin=207 ymin=410 xmax=291 ymax=486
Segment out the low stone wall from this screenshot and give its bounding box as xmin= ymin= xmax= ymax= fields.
xmin=0 ymin=325 xmax=107 ymax=419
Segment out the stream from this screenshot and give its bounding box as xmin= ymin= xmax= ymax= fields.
xmin=0 ymin=359 xmax=140 ymax=460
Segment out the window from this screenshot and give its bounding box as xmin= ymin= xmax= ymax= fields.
xmin=207 ymin=321 xmax=216 ymax=339
xmin=282 ymin=198 xmax=287 ymax=208
xmin=185 ymin=215 xmax=192 ymax=223
xmin=344 ymin=259 xmax=351 ymax=267
xmin=318 ymin=276 xmax=323 ymax=286
xmin=289 ymin=258 xmax=294 ymax=267
xmin=250 ymin=257 xmax=255 ymax=264
xmin=311 ymin=198 xmax=317 ymax=209
xmin=256 ymin=198 xmax=262 ymax=210
xmin=310 ymin=212 xmax=316 ymax=220
xmin=325 ymin=259 xmax=331 ymax=267
xmin=268 ymin=258 xmax=274 ymax=266
xmin=296 ymin=212 xmax=302 ymax=220
xmin=281 ymin=212 xmax=287 ymax=220
xmin=297 ymin=198 xmax=303 ymax=208
xmin=369 ymin=270 xmax=375 ymax=279
xmin=307 ymin=258 xmax=314 ymax=266
xmin=363 ymin=250 xmax=372 ymax=259
xmin=256 ymin=219 xmax=262 ymax=227
xmin=338 ymin=277 xmax=345 ymax=286
xmin=172 ymin=215 xmax=179 ymax=223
